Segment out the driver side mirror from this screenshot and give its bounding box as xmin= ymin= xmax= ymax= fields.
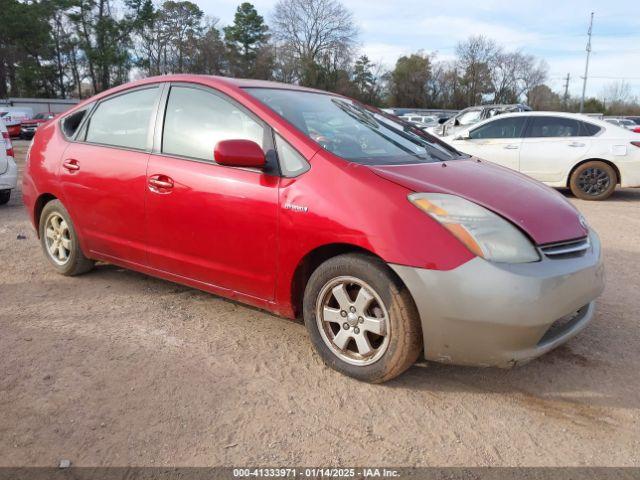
xmin=214 ymin=139 xmax=265 ymax=168
xmin=454 ymin=132 xmax=470 ymax=141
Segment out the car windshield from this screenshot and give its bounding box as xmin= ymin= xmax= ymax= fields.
xmin=457 ymin=110 xmax=483 ymax=125
xmin=245 ymin=88 xmax=463 ymax=165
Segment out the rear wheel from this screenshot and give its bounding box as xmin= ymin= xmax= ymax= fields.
xmin=39 ymin=200 xmax=94 ymax=276
xmin=569 ymin=161 xmax=617 ymax=200
xmin=0 ymin=190 xmax=10 ymax=205
xmin=303 ymin=253 xmax=422 ymax=383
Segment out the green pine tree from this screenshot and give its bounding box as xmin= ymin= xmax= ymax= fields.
xmin=223 ymin=2 xmax=270 ymax=77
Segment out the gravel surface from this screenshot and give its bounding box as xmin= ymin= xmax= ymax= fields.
xmin=1 ymin=140 xmax=639 ymax=467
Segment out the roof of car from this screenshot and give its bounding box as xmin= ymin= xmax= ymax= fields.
xmin=451 ymin=110 xmax=634 ymax=137
xmin=212 ymin=76 xmax=327 ymax=93
xmin=134 ymin=74 xmax=330 ymax=95
xmin=490 ymin=110 xmax=600 ymax=119
xmin=462 ymin=103 xmax=530 ymax=110
xmin=61 ymin=74 xmax=339 ymax=118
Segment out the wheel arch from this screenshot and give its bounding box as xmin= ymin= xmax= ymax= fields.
xmin=33 ymin=193 xmax=58 ymax=237
xmin=290 ymin=243 xmax=405 ymax=319
xmin=567 ymin=158 xmax=621 ymax=187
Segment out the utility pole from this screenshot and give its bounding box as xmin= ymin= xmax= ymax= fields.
xmin=579 ymin=12 xmax=594 ymax=113
xmin=563 ymin=73 xmax=571 ymax=108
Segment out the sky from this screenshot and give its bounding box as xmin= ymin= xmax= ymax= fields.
xmin=203 ymin=0 xmax=640 ymax=100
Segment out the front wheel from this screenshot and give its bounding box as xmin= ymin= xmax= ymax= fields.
xmin=0 ymin=190 xmax=10 ymax=205
xmin=569 ymin=161 xmax=617 ymax=200
xmin=303 ymin=253 xmax=422 ymax=383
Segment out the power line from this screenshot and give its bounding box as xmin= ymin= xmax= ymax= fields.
xmin=579 ymin=12 xmax=594 ymax=113
xmin=588 ymin=76 xmax=640 ymax=80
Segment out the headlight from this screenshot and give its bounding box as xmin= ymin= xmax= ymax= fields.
xmin=408 ymin=193 xmax=540 ymax=264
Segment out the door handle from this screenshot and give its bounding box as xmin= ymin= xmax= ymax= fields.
xmin=569 ymin=142 xmax=585 ymax=147
xmin=62 ymin=159 xmax=80 ymax=171
xmin=504 ymin=144 xmax=519 ymax=150
xmin=148 ymin=175 xmax=174 ymax=191
xmin=149 ymin=178 xmax=173 ymax=189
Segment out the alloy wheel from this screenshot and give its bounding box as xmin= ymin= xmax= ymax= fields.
xmin=577 ymin=167 xmax=611 ymax=196
xmin=315 ymin=276 xmax=390 ymax=366
xmin=44 ymin=213 xmax=72 ymax=265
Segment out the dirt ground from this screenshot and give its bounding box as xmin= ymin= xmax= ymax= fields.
xmin=1 ymin=140 xmax=639 ymax=467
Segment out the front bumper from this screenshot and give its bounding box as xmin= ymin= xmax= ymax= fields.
xmin=0 ymin=157 xmax=18 ymax=190
xmin=390 ymin=231 xmax=604 ymax=367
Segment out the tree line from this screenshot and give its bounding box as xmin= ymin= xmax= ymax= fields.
xmin=1 ymin=0 xmax=638 ymax=114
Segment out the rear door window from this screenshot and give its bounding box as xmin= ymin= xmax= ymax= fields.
xmin=525 ymin=116 xmax=580 ymax=138
xmin=85 ymin=87 xmax=159 ymax=150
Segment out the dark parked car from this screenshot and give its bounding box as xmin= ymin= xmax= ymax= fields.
xmin=20 ymin=112 xmax=57 ymax=139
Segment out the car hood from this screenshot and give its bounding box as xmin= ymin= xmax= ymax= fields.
xmin=369 ymin=158 xmax=588 ymax=245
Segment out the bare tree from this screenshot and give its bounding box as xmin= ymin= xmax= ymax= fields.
xmin=271 ymin=0 xmax=357 ymax=84
xmin=455 ymin=35 xmax=499 ymax=105
xmin=491 ymin=52 xmax=547 ymax=104
xmin=517 ymin=54 xmax=548 ymax=101
xmin=600 ymin=81 xmax=637 ymax=115
xmin=601 ymin=81 xmax=632 ymax=105
xmin=271 ymin=42 xmax=299 ymax=83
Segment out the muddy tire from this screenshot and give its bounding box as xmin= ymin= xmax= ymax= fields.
xmin=39 ymin=199 xmax=94 ymax=276
xmin=569 ymin=161 xmax=617 ymax=201
xmin=303 ymin=253 xmax=422 ymax=383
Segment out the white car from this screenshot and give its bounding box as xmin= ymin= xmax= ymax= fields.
xmin=401 ymin=114 xmax=439 ymax=127
xmin=604 ymin=118 xmax=638 ymax=131
xmin=0 ymin=121 xmax=18 ymax=205
xmin=443 ymin=111 xmax=640 ymax=200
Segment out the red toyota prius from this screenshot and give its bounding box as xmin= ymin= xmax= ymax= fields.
xmin=22 ymin=75 xmax=604 ymax=382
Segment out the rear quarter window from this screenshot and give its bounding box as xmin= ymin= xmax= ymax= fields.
xmin=62 ymin=105 xmax=94 ymax=139
xmin=579 ymin=121 xmax=602 ymax=137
